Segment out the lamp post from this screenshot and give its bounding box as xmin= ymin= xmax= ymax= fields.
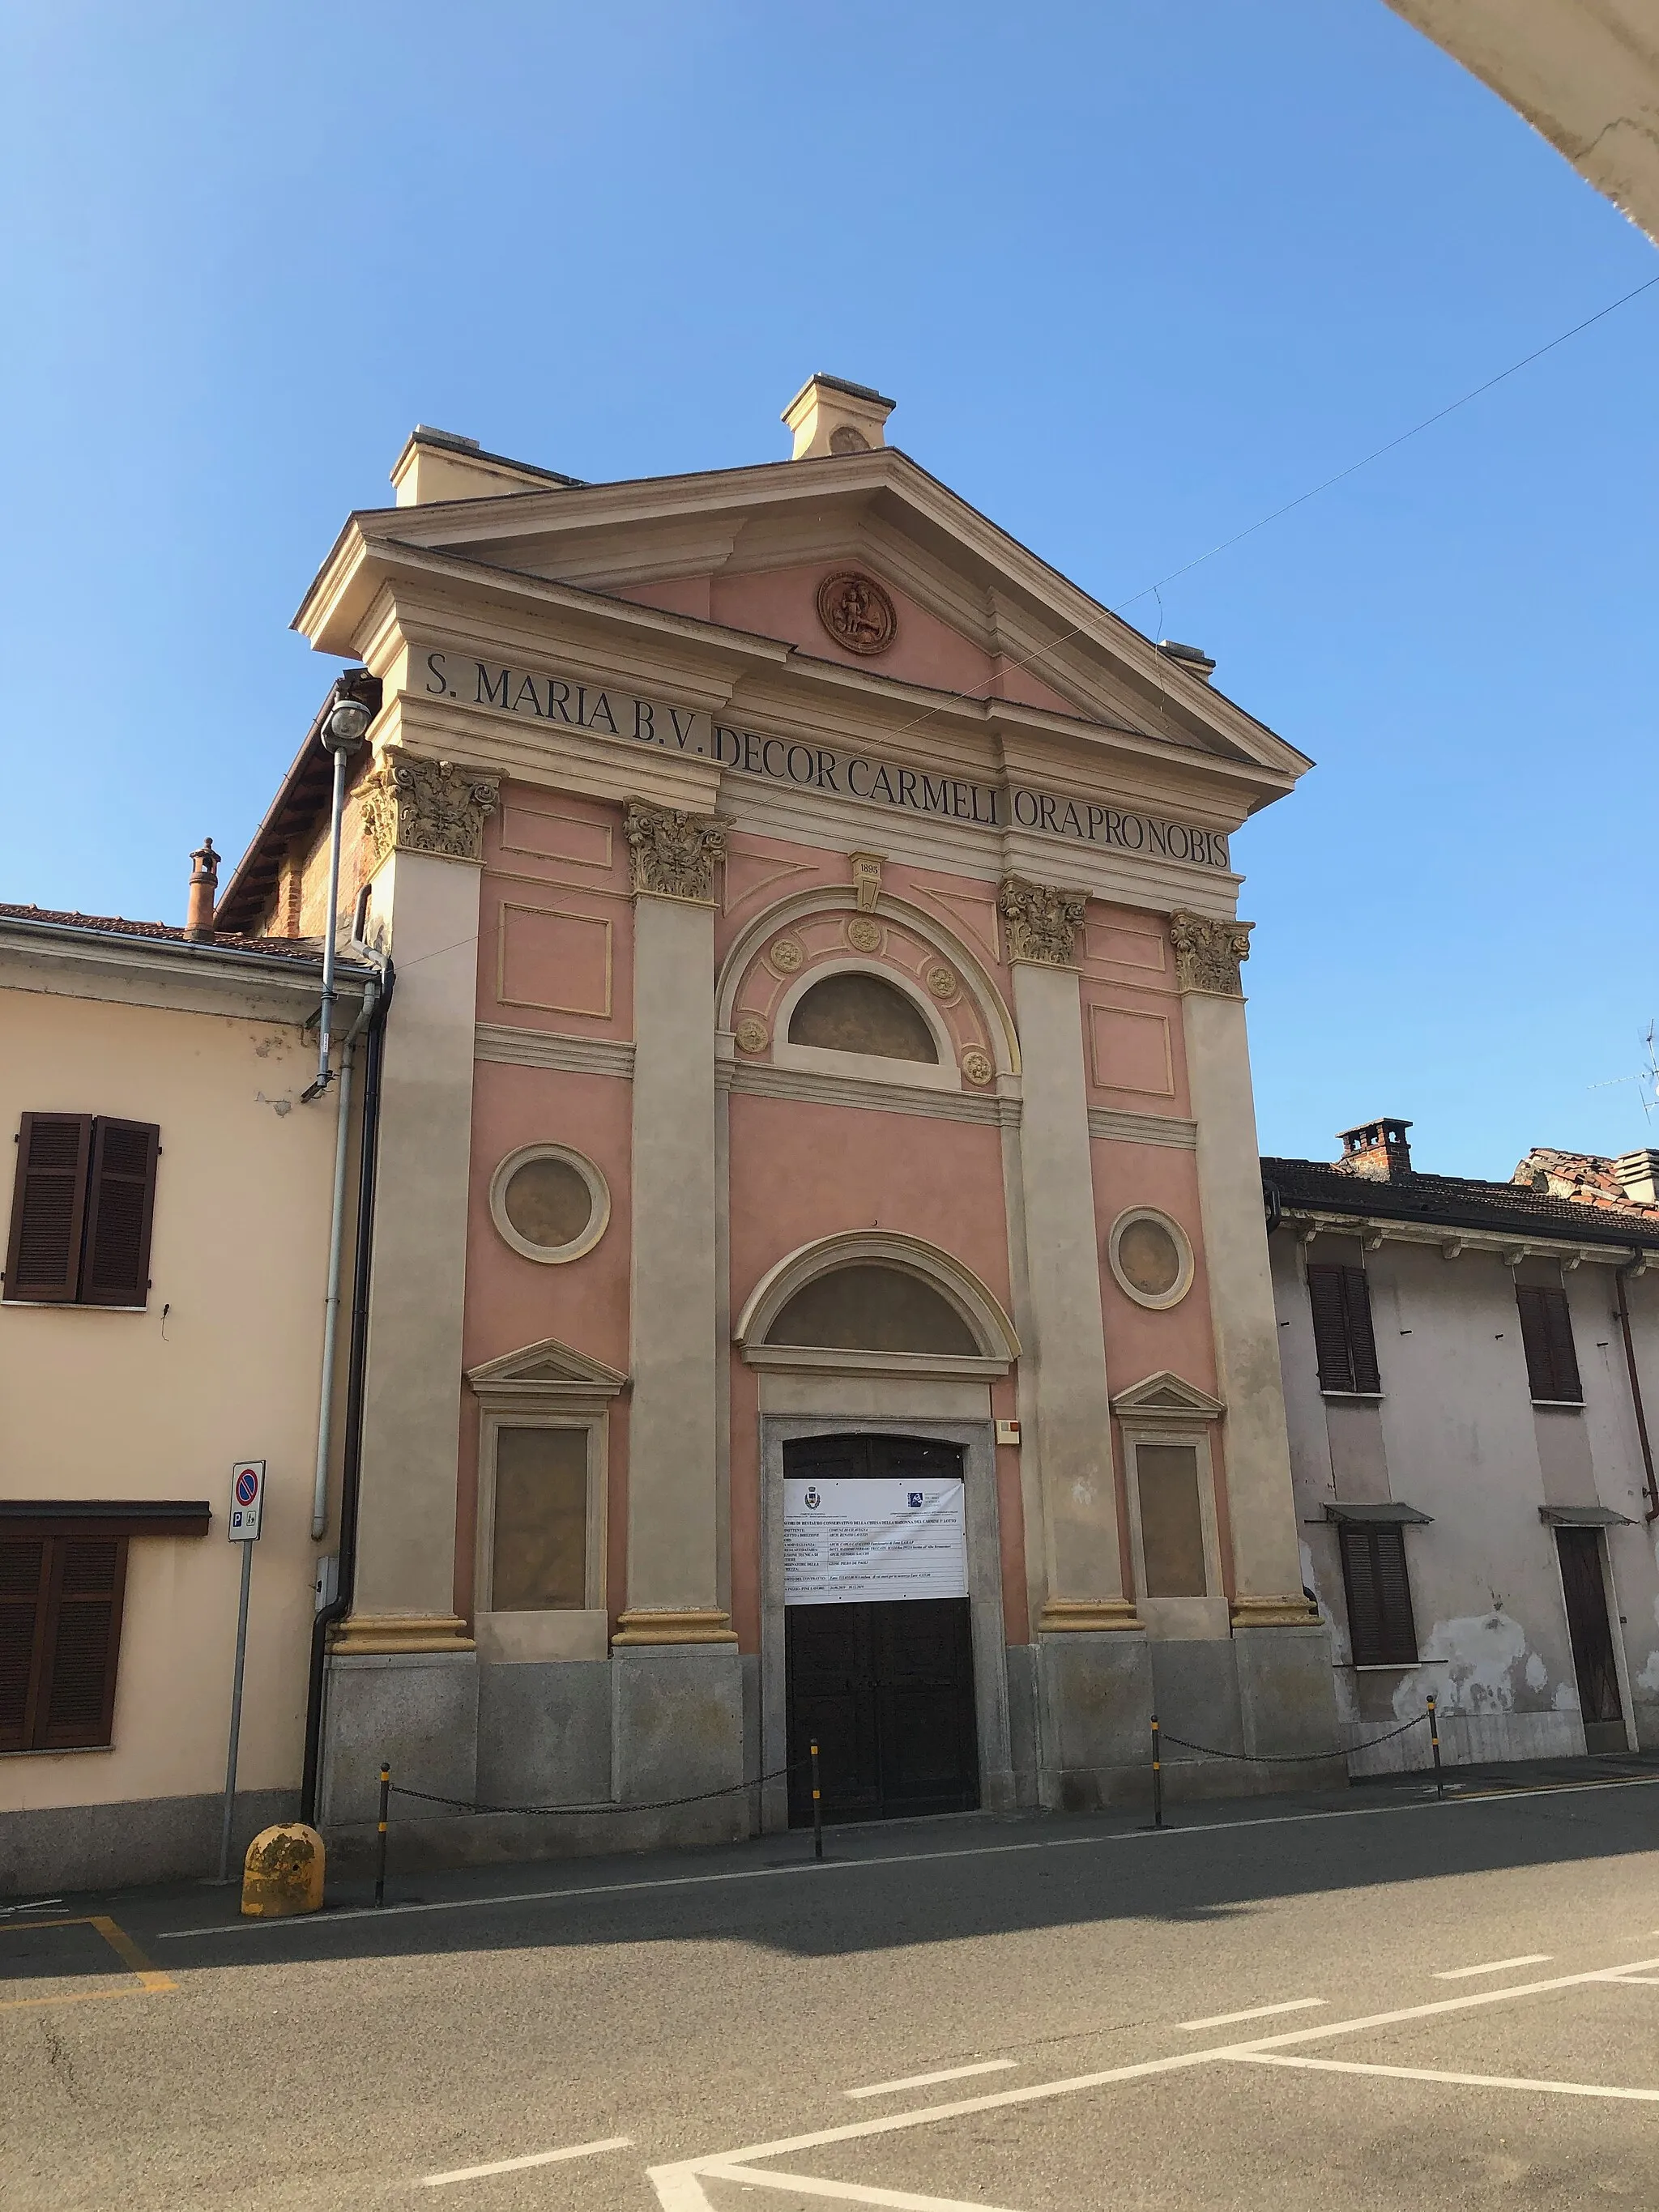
xmin=304 ymin=676 xmax=375 ymax=1100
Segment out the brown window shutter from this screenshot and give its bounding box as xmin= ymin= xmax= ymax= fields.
xmin=1516 ymin=1284 xmax=1581 ymax=1402
xmin=1341 ymin=1268 xmax=1382 ymax=1394
xmin=1309 ymin=1264 xmax=1380 ymax=1393
xmin=1307 ymin=1264 xmax=1355 ymax=1392
xmin=1339 ymin=1523 xmax=1418 ymax=1665
xmin=1542 ymin=1287 xmax=1582 ymax=1404
xmin=81 ymin=1120 xmax=160 ymax=1307
xmin=3 ymin=1114 xmax=93 ymax=1303
xmin=34 ymin=1536 xmax=127 ymax=1750
xmin=0 ymin=1537 xmax=50 ymax=1752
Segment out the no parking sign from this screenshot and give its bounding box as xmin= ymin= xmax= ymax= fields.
xmin=228 ymin=1460 xmax=265 ymax=1541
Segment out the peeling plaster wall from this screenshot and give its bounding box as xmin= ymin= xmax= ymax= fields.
xmin=1273 ymin=1230 xmax=1659 ymax=1769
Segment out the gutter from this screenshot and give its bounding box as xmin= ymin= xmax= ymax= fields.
xmin=300 ymin=952 xmax=394 ymax=1826
xmin=0 ymin=911 xmax=364 ymax=980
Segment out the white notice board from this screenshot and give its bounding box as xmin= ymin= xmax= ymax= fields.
xmin=783 ymin=1477 xmax=967 ymax=1605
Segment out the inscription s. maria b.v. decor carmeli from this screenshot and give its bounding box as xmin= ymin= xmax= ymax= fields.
xmin=416 ymin=648 xmax=1232 ymax=873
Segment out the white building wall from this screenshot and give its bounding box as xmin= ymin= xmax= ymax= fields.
xmin=1272 ymin=1228 xmax=1659 ymax=1774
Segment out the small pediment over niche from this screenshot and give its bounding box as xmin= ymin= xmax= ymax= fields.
xmin=1110 ymin=1370 xmax=1224 ymax=1421
xmin=467 ymin=1336 xmax=628 ymax=1407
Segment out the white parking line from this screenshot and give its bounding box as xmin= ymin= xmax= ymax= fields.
xmin=1179 ymin=1999 xmax=1325 ymax=2031
xmin=1432 ymin=1954 xmax=1551 ymax=1980
xmin=150 ymin=1770 xmax=1659 ymax=1941
xmin=1233 ymin=2052 xmax=1659 ymax=2102
xmin=847 ymin=2061 xmax=1017 ymax=2099
xmin=646 ymin=1950 xmax=1659 ymax=2212
xmin=420 ymin=2136 xmax=632 ymax=2187
xmin=702 ymin=2163 xmax=1020 ymax=2212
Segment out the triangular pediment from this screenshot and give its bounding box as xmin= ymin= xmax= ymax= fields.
xmin=466 ymin=1336 xmax=628 ymax=1400
xmin=303 ymin=445 xmax=1307 ymax=781
xmin=1111 ymin=1370 xmax=1225 ymax=1419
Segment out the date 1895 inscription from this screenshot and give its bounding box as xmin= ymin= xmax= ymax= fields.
xmin=422 ymin=650 xmax=1230 ymax=872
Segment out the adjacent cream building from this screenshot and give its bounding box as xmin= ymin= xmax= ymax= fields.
xmin=0 ymin=896 xmax=368 ymax=1890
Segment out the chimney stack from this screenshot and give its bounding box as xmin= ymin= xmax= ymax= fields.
xmin=1333 ymin=1116 xmax=1414 ymax=1182
xmin=1615 ymin=1149 xmax=1659 ymax=1206
xmin=782 ymin=373 xmax=895 ymax=460
xmin=186 ymin=837 xmax=220 ymax=943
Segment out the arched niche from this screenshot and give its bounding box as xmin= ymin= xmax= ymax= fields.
xmin=736 ymin=1232 xmax=1020 ymax=1379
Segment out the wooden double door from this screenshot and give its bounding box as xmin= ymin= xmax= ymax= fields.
xmin=784 ymin=1434 xmax=979 ymax=1826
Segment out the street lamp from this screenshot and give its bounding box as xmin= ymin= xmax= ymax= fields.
xmin=304 ymin=671 xmax=377 ymax=1100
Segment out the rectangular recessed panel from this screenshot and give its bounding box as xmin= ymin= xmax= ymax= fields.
xmin=1085 ymin=922 xmax=1166 ymax=972
xmin=497 ymin=905 xmax=612 ymax=1017
xmin=499 ymin=805 xmax=612 ymax=870
xmin=492 ymin=1429 xmax=588 ymax=1611
xmin=1089 ymin=1004 xmax=1175 ymax=1095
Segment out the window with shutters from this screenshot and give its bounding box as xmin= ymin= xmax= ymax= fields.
xmin=1515 ymin=1283 xmax=1584 ymax=1404
xmin=2 ymin=1113 xmax=159 ymax=1307
xmin=0 ymin=1533 xmax=128 ymax=1751
xmin=1306 ymin=1262 xmax=1383 ymax=1394
xmin=1337 ymin=1522 xmax=1418 ymax=1667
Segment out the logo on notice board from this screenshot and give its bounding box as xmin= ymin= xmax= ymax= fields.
xmin=803 ymin=1486 xmax=821 ymax=1510
xmin=907 ymin=1491 xmax=924 ymax=1508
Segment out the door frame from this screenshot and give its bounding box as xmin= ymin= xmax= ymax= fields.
xmin=760 ymin=1415 xmax=1013 ymax=1833
xmin=1552 ymin=1524 xmax=1637 ymax=1754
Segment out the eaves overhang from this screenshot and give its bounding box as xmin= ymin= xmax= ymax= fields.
xmin=1276 ymin=1204 xmax=1659 ymax=1270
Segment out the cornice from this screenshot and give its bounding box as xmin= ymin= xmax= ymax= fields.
xmin=1087 ymin=1108 xmax=1200 ymax=1149
xmin=723 ymin=1055 xmax=1020 ymax=1127
xmin=475 ymin=1023 xmax=635 ymax=1079
xmin=1279 ymin=1207 xmax=1659 ymax=1268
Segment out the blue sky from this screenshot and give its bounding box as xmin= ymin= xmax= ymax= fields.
xmin=2 ymin=2 xmax=1654 ymax=1174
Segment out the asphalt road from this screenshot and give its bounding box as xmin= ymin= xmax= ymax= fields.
xmin=6 ymin=1766 xmax=1659 ymax=2211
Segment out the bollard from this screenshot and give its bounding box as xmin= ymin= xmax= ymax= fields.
xmin=810 ymin=1738 xmax=824 ymax=1861
xmin=1151 ymin=1713 xmax=1163 ymax=1831
xmin=375 ymin=1762 xmax=390 ymax=1906
xmin=241 ymin=1823 xmax=325 ymax=1917
xmin=1427 ymin=1695 xmax=1444 ymax=1801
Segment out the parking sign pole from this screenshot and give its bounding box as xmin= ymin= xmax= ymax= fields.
xmin=218 ymin=1462 xmax=265 ymax=1885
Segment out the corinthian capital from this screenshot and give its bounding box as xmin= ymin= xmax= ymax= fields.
xmin=625 ymin=799 xmax=727 ymax=904
xmin=997 ymin=876 xmax=1086 ymax=967
xmin=360 ymin=753 xmax=499 ymax=868
xmin=1169 ymin=910 xmax=1252 ymax=997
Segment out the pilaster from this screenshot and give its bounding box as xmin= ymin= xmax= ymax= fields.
xmin=618 ymin=801 xmax=736 ymax=1648
xmin=1171 ymin=911 xmax=1317 ymax=1626
xmin=343 ymin=754 xmax=499 ymax=1651
xmin=1000 ymin=876 xmax=1138 ymax=1634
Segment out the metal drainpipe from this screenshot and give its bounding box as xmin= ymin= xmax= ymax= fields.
xmin=309 ymin=968 xmax=381 ymax=1541
xmin=301 ymin=955 xmax=394 ymax=1826
xmin=1615 ymin=1255 xmax=1659 ymax=1523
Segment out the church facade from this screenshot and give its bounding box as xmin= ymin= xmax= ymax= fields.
xmin=219 ymin=377 xmax=1340 ymax=1855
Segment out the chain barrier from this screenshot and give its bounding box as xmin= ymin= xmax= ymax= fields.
xmin=382 ymin=1754 xmax=809 ymax=1823
xmin=1158 ymin=1711 xmax=1429 ymax=1765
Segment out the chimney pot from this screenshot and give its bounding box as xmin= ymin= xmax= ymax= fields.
xmin=1333 ymin=1116 xmax=1413 ymax=1182
xmin=781 ymin=373 xmax=896 ymax=461
xmin=1615 ymin=1149 xmax=1659 ymax=1206
xmin=186 ymin=836 xmax=220 ymax=943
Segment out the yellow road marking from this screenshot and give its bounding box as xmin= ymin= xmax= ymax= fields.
xmin=0 ymin=1913 xmax=176 ymax=2010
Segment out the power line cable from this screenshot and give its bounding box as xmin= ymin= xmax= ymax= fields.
xmin=882 ymin=269 xmax=1659 ymax=745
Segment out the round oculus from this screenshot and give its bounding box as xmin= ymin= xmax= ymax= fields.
xmin=489 ymin=1144 xmax=610 ymax=1265
xmin=1108 ymin=1208 xmax=1194 ymax=1310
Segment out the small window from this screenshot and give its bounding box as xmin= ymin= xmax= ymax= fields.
xmin=1516 ymin=1283 xmax=1583 ymax=1404
xmin=3 ymin=1113 xmax=160 ymax=1307
xmin=0 ymin=1533 xmax=128 ymax=1750
xmin=1108 ymin=1208 xmax=1195 ymax=1311
xmin=1307 ymin=1263 xmax=1381 ymax=1394
xmin=766 ymin=1264 xmax=979 ymax=1354
xmin=1135 ymin=1443 xmax=1208 ymax=1597
xmin=1337 ymin=1522 xmax=1418 ymax=1665
xmin=787 ymin=974 xmax=939 ymax=1063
